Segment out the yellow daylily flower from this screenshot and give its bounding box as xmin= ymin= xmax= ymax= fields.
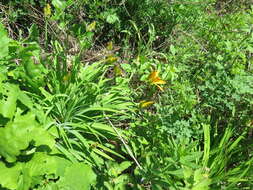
xmin=148 ymin=70 xmax=166 ymax=91
xmin=43 ymin=3 xmax=52 ymax=17
xmin=139 ymin=100 xmax=155 ymax=108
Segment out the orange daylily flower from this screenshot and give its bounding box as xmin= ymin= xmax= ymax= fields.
xmin=148 ymin=70 xmax=166 ymax=91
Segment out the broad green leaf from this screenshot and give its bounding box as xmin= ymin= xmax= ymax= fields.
xmin=35 ymin=183 xmax=60 ymax=190
xmin=16 ymin=153 xmax=57 ymax=189
xmin=25 ymin=153 xmax=58 ymax=177
xmin=17 ymin=166 xmax=32 ymax=190
xmin=192 ymin=169 xmax=211 ymax=190
xmin=170 ymin=45 xmax=176 ymax=56
xmin=0 ymin=111 xmax=55 ymax=162
xmin=114 ymin=174 xmax=130 ymax=187
xmin=52 ymin=0 xmax=66 ymax=10
xmin=58 ymin=163 xmax=96 ymax=190
xmin=107 ymin=161 xmax=132 ymax=177
xmin=17 ymin=91 xmax=34 ymax=109
xmin=0 ymin=154 xmax=71 ymax=190
xmin=167 ymin=169 xmax=184 ymax=178
xmin=118 ymin=161 xmax=132 ymax=174
xmin=0 ymin=23 xmax=10 ymax=59
xmin=183 ymin=166 xmax=193 ymax=179
xmin=0 ymin=112 xmax=36 ymax=162
xmin=0 ymin=83 xmax=19 ymax=119
xmin=0 ymin=162 xmax=22 ymax=190
xmin=106 ymin=13 xmax=119 ymax=24
xmin=192 ymin=178 xmax=210 ymax=190
xmin=33 ymin=127 xmax=55 ymax=149
xmin=53 ymin=156 xmax=72 ymax=177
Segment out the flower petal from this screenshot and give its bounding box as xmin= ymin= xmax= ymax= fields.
xmin=155 ymin=84 xmax=164 ymax=91
xmin=139 ymin=100 xmax=155 ymax=108
xmin=148 ymin=71 xmax=159 ymax=82
xmin=153 ymin=78 xmax=166 ymax=85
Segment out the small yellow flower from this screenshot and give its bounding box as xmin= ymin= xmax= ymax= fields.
xmin=107 ymin=41 xmax=113 ymax=51
xmin=114 ymin=64 xmax=123 ymax=76
xmin=43 ymin=3 xmax=51 ymax=17
xmin=63 ymin=72 xmax=71 ymax=82
xmin=105 ymin=55 xmax=118 ymax=63
xmin=148 ymin=70 xmax=166 ymax=91
xmin=86 ymin=21 xmax=96 ymax=32
xmin=139 ymin=100 xmax=155 ymax=108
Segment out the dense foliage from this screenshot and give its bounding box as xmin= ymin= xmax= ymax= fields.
xmin=0 ymin=0 xmax=252 ymax=189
